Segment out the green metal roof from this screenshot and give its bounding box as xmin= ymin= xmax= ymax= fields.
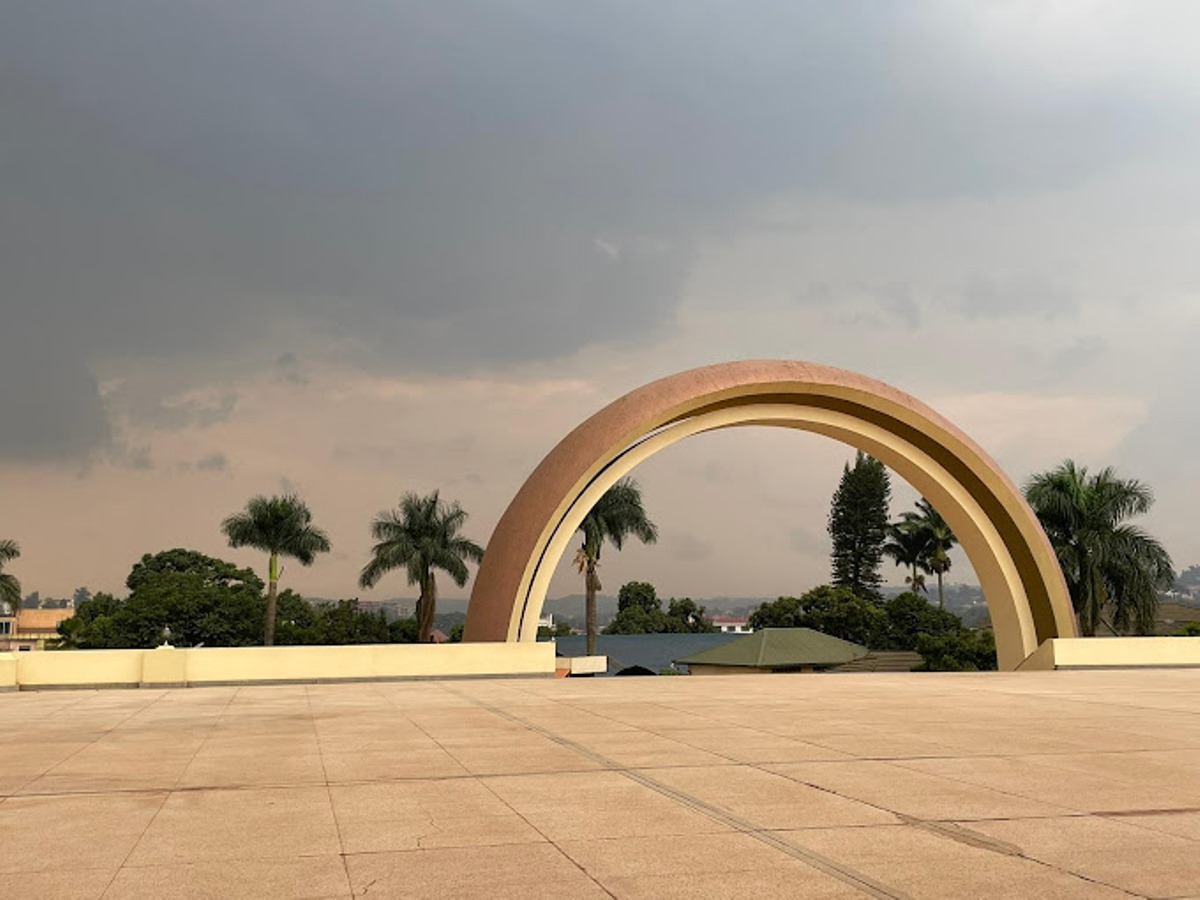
xmin=674 ymin=628 xmax=868 ymax=669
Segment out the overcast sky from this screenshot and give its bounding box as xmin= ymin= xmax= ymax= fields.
xmin=3 ymin=2 xmax=1199 ymax=604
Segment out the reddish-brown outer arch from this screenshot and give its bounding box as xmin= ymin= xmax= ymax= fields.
xmin=464 ymin=360 xmax=1075 ymax=670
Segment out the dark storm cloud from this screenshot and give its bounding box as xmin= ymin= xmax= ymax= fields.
xmin=0 ymin=2 xmax=1192 ymax=460
xmin=0 ymin=341 xmax=111 ymax=461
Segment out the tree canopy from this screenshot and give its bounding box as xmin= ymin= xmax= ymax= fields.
xmin=55 ymin=548 xmax=422 ymax=649
xmin=1025 ymin=460 xmax=1174 ymax=635
xmin=882 ymin=517 xmax=931 ymax=595
xmin=828 ymin=452 xmax=891 ymax=602
xmin=575 ymin=477 xmax=658 ymax=654
xmin=909 ymin=498 xmax=957 ymax=609
xmin=127 ymin=547 xmax=263 ymax=593
xmin=222 ymin=493 xmax=332 ymax=645
xmin=58 ymin=549 xmax=265 ymax=648
xmin=880 ymin=498 xmax=961 ymax=607
xmin=359 ymin=491 xmax=484 ymax=642
xmin=0 ymin=539 xmax=21 ymax=615
xmin=749 ymin=585 xmax=886 ymax=648
xmin=617 ymin=581 xmax=660 ymax=614
xmin=603 ymin=581 xmax=716 ymax=635
xmin=749 ymin=585 xmax=994 ymax=670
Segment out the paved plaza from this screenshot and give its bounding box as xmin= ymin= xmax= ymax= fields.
xmin=3 ymin=670 xmax=1200 ymax=899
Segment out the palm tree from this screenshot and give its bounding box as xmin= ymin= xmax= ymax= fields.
xmin=359 ymin=491 xmax=484 ymax=643
xmin=574 ymin=477 xmax=658 ymax=656
xmin=0 ymin=539 xmax=21 ymax=616
xmin=910 ymin=498 xmax=958 ymax=609
xmin=883 ymin=516 xmax=931 ymax=595
xmin=1025 ymin=460 xmax=1174 ymax=636
xmin=221 ymin=495 xmax=332 ymax=645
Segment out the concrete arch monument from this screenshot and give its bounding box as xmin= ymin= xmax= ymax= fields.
xmin=463 ymin=360 xmax=1075 ymax=670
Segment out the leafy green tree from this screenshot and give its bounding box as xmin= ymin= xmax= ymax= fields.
xmin=389 ymin=616 xmax=420 ymax=643
xmin=54 ymin=548 xmax=435 ymax=649
xmin=603 ymin=604 xmax=664 ymax=635
xmin=0 ymin=539 xmax=21 ymax=615
xmin=604 ymin=585 xmax=715 ymax=635
xmin=537 ymin=621 xmax=573 ymax=639
xmin=883 ymin=516 xmax=931 ymax=595
xmin=221 ymin=495 xmax=332 ymax=646
xmin=748 ymin=595 xmax=803 ymax=630
xmin=618 ymin=581 xmax=659 ymax=614
xmin=750 ymin=585 xmax=887 ymax=648
xmin=574 ymin=478 xmax=658 ymax=655
xmin=359 ymin=491 xmax=484 ymax=643
xmin=272 ymin=589 xmax=320 ymax=644
xmin=828 ymin=452 xmax=891 ymax=602
xmin=883 ymin=592 xmax=960 ymax=650
xmin=665 ymin=598 xmax=716 ymax=632
xmin=128 ymin=548 xmax=263 ymax=592
xmin=909 ymin=499 xmax=957 ymax=609
xmin=55 ymin=592 xmax=124 ymax=648
xmin=57 ymin=551 xmax=265 ymax=649
xmin=1025 ymin=460 xmax=1174 ymax=636
xmin=915 ymin=628 xmax=998 ymax=671
xmin=312 ymin=600 xmax=390 ymax=644
xmin=116 ymin=571 xmax=263 ymax=647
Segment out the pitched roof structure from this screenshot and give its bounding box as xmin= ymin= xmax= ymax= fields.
xmin=674 ymin=628 xmax=868 ymax=670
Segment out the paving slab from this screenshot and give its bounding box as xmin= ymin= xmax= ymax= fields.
xmin=342 ymin=842 xmax=611 ymax=899
xmin=965 ymin=813 xmax=1200 ymax=897
xmin=103 ymin=857 xmax=351 ymax=900
xmin=786 ymin=823 xmax=1138 ymax=899
xmin=3 ymin=669 xmax=1200 ymax=898
xmin=126 ymin=785 xmax=341 ymax=865
xmin=0 ymin=867 xmax=118 ymax=900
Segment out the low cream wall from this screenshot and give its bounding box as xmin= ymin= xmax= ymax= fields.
xmin=183 ymin=641 xmax=554 ymax=683
xmin=10 ymin=648 xmax=145 ymax=687
xmin=1018 ymin=637 xmax=1200 ymax=670
xmin=556 ymin=655 xmax=607 ymax=676
xmin=2 ymin=642 xmax=556 ymax=690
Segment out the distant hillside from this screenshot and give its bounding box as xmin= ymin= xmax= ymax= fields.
xmin=273 ymin=576 xmax=1200 ymax=636
xmin=541 ymin=594 xmax=618 ymax=627
xmin=305 ymin=583 xmax=996 ymax=629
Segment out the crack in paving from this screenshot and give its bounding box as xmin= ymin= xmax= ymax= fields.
xmin=446 ymin=686 xmax=909 ymax=900
xmin=893 ymin=814 xmax=1023 ymax=856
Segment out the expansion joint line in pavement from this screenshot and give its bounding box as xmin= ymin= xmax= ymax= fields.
xmin=442 ymin=687 xmax=908 ymax=900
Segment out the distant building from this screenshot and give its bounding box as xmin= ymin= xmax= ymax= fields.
xmin=0 ymin=608 xmax=74 ymax=651
xmin=552 ymin=632 xmax=742 ymax=675
xmin=710 ymin=615 xmax=752 ymax=634
xmin=675 ymin=628 xmax=868 ymax=675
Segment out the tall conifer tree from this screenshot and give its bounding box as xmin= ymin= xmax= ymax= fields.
xmin=828 ymin=452 xmax=891 ymax=602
